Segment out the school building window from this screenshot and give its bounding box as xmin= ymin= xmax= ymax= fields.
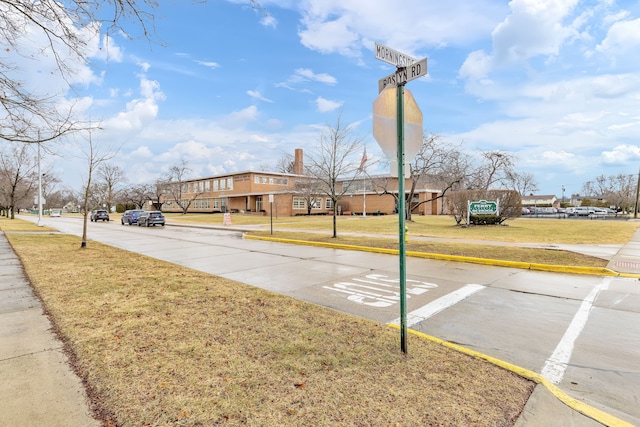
xmin=293 ymin=197 xmax=306 ymax=210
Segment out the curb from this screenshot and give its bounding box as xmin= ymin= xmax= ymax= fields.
xmin=243 ymin=234 xmax=640 ymax=278
xmin=390 ymin=325 xmax=634 ymax=427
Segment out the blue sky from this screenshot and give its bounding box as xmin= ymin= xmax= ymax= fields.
xmin=19 ymin=0 xmax=640 ymax=197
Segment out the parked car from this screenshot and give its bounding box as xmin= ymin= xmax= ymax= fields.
xmin=572 ymin=207 xmax=595 ymax=216
xmin=90 ymin=209 xmax=109 ymax=222
xmin=121 ymin=209 xmax=146 ymax=225
xmin=49 ymin=209 xmax=61 ymax=217
xmin=137 ymin=211 xmax=165 ymax=227
xmin=592 ymin=207 xmax=608 ymax=216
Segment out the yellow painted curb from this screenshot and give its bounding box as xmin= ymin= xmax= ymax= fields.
xmin=243 ymin=234 xmax=639 ymax=278
xmin=389 ymin=325 xmax=634 ymax=427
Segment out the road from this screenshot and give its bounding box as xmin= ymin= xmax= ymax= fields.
xmin=28 ymin=216 xmax=640 ymax=425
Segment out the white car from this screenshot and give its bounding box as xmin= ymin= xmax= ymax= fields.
xmin=572 ymin=207 xmax=595 ymax=216
xmin=49 ymin=209 xmax=61 ymax=217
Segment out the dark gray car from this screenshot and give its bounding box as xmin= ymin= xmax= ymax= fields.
xmin=90 ymin=209 xmax=109 ymax=222
xmin=137 ymin=211 xmax=165 ymax=227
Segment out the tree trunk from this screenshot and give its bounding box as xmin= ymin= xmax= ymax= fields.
xmin=332 ymin=203 xmax=337 ymax=238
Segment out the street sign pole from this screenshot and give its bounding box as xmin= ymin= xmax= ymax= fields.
xmin=396 ymin=85 xmax=407 ymax=354
xmin=373 ymin=42 xmax=426 ymax=354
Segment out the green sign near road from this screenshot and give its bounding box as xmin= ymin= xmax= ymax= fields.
xmin=469 ymin=200 xmax=498 ymax=215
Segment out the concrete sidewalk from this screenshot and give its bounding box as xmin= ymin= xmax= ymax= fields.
xmin=2 ymin=218 xmax=639 ymax=426
xmin=606 ymin=224 xmax=640 ymax=274
xmin=0 ymin=233 xmax=98 ymax=427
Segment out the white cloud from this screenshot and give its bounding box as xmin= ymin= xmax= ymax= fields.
xmin=601 ymin=144 xmax=640 ymax=165
xmin=90 ymin=34 xmax=124 ymax=63
xmin=293 ymin=0 xmax=506 ymax=57
xmin=136 ymin=59 xmax=151 ymax=73
xmin=299 ymin=15 xmax=360 ymax=56
xmin=315 ymin=97 xmax=343 ymax=112
xmin=247 ymin=90 xmax=274 ymax=103
xmin=596 ymin=18 xmax=640 ymax=57
xmin=294 ymin=68 xmax=337 ymax=85
xmin=104 ymin=76 xmax=165 ymax=131
xmin=223 ymin=105 xmax=261 ymax=126
xmin=194 ymin=60 xmax=221 ymax=69
xmin=261 ymin=14 xmax=278 ymax=28
xmin=491 ymin=0 xmax=579 ymax=64
xmin=275 ymin=68 xmax=337 ymax=91
xmin=128 ymin=146 xmax=154 ymax=159
xmin=459 ymin=50 xmax=493 ymax=80
xmin=541 ymin=150 xmax=576 ymax=162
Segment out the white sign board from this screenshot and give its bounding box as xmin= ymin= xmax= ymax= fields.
xmin=375 ymin=42 xmax=417 ymax=67
xmin=378 ymin=58 xmax=428 ymax=93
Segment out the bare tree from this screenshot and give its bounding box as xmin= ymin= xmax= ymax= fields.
xmin=0 ymin=142 xmax=37 ymax=218
xmin=275 ymin=153 xmax=296 ymax=174
xmin=507 ymin=171 xmax=539 ymax=196
xmin=294 ymin=174 xmax=325 ymax=215
xmin=39 ymin=170 xmax=61 ymax=209
xmin=583 ymin=173 xmax=637 ymax=212
xmin=150 ymin=179 xmax=168 ymax=211
xmin=166 ymin=159 xmax=201 ymax=214
xmin=79 ymin=130 xmax=117 ymax=248
xmin=122 ymin=183 xmax=153 ymax=209
xmin=471 ymin=150 xmax=516 ymax=190
xmin=608 ymin=173 xmax=637 ymax=212
xmin=372 ymin=136 xmax=472 ymax=220
xmin=582 ymin=175 xmax=609 ymax=199
xmin=406 ymin=136 xmax=473 ymax=220
xmin=306 ymin=113 xmax=364 ymax=238
xmin=97 ymin=163 xmax=126 ymax=212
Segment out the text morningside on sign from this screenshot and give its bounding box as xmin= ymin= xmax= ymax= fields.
xmin=375 ymin=42 xmax=417 ymax=67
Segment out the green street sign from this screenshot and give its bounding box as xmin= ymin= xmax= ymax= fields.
xmin=469 ymin=200 xmax=498 ymax=215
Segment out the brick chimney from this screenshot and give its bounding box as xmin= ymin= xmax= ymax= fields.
xmin=293 ymin=148 xmax=303 ymax=175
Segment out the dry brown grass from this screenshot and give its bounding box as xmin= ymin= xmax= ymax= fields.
xmin=3 ymin=226 xmax=534 ymax=426
xmin=248 ymin=232 xmax=610 ymax=268
xmin=0 ymin=217 xmax=57 ymax=232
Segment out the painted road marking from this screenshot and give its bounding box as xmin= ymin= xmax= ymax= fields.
xmin=389 ymin=284 xmax=485 ymax=326
xmin=541 ymin=277 xmax=611 ymax=384
xmin=323 ymin=274 xmax=438 ymax=308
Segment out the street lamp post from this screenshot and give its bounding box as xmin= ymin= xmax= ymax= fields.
xmin=634 ymin=167 xmax=640 ymax=219
xmin=37 ymin=142 xmax=43 ymax=227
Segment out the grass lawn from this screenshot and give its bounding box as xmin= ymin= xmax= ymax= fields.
xmin=1 ymin=217 xmax=534 ymax=426
xmin=167 ymin=212 xmax=639 ymax=244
